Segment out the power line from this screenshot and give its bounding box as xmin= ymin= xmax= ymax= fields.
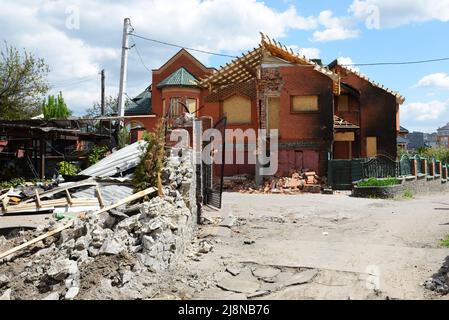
xmin=129 ymin=36 xmax=152 ymax=74
xmin=129 ymin=32 xmax=238 ymax=58
xmin=344 ymin=57 xmax=449 ymax=67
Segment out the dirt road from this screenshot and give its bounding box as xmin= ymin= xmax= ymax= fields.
xmin=164 ymin=192 xmax=449 ymax=300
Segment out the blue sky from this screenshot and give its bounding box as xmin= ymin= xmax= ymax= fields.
xmin=1 ymin=0 xmax=449 ymax=133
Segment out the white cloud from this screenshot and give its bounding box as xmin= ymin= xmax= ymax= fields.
xmin=400 ymin=99 xmax=449 ymax=132
xmin=349 ymin=0 xmax=449 ymax=28
xmin=311 ymin=10 xmax=360 ymax=42
xmin=288 ymin=45 xmax=320 ymax=59
xmin=0 ymin=0 xmax=321 ymax=115
xmin=337 ymin=56 xmax=360 ymax=72
xmin=414 ymin=73 xmax=449 ymax=90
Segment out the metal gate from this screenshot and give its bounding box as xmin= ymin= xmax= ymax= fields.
xmin=203 ymin=116 xmax=227 ymax=208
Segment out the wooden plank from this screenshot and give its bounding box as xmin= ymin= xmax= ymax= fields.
xmin=0 ymin=187 xmax=13 ymax=201
xmin=92 ymin=187 xmax=156 ymax=215
xmin=22 ymin=180 xmax=98 ymax=203
xmin=65 ymin=189 xmax=73 ymax=205
xmin=0 ymin=221 xmax=74 ymax=260
xmin=95 ymin=186 xmax=105 ymax=208
xmin=35 ymin=189 xmax=42 ymax=208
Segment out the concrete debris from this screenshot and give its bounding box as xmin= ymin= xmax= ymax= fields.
xmin=215 ymin=271 xmax=260 ymax=294
xmin=0 ymin=147 xmax=197 ymax=300
xmin=283 ymin=269 xmax=318 ymax=286
xmin=65 ymin=286 xmax=80 ymax=300
xmin=0 ymin=288 xmax=11 ymax=300
xmin=198 ymin=240 xmax=214 ymax=254
xmin=252 ymin=267 xmax=281 ymax=279
xmin=226 ymin=267 xmax=241 ymax=276
xmin=42 ymin=292 xmax=60 ymax=300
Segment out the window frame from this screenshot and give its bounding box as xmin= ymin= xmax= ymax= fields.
xmin=290 ymin=95 xmax=320 ymax=114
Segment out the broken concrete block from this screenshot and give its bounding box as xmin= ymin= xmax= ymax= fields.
xmin=252 ymin=267 xmax=281 ymax=279
xmin=47 ymin=258 xmax=78 ymax=281
xmin=0 ymin=274 xmax=10 ymax=287
xmin=99 ymin=238 xmax=124 ymax=255
xmin=0 ymin=288 xmax=11 ymax=300
xmin=215 ymin=272 xmax=260 ymax=294
xmin=198 ymin=240 xmax=213 ymax=253
xmin=42 ymin=292 xmax=60 ymax=300
xmin=284 ymin=269 xmax=318 ymax=287
xmin=65 ymin=287 xmax=79 ymax=300
xmin=226 ymin=267 xmax=241 ymax=276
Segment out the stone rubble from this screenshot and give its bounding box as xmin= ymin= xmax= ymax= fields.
xmin=0 ymin=147 xmax=197 ymax=300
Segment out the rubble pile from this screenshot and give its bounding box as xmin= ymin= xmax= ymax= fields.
xmin=0 ymin=148 xmax=197 ymax=300
xmin=225 ymin=170 xmax=324 ymax=194
xmin=423 ymin=260 xmax=449 ymax=295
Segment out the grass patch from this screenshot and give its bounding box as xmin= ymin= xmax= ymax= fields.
xmin=440 ymin=235 xmax=449 ymax=248
xmin=403 ymin=189 xmax=414 ymax=199
xmin=357 ymin=177 xmax=399 ymax=187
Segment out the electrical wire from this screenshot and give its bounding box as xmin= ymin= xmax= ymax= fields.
xmin=343 ymin=57 xmax=449 ymax=67
xmin=129 ymin=32 xmax=238 ymax=58
xmin=129 ymin=36 xmax=152 ymax=74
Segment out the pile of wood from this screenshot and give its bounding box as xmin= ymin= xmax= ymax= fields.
xmin=0 ymin=180 xmax=104 ymax=216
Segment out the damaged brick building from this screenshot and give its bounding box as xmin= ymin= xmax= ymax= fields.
xmin=125 ymin=33 xmax=405 ymax=180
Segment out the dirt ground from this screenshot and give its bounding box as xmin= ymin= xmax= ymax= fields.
xmin=2 ymin=191 xmax=449 ymax=300
xmin=155 ymin=191 xmax=449 ymax=300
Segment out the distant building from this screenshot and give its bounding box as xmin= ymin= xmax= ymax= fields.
xmin=397 ymin=126 xmax=409 ymax=149
xmin=437 ymin=123 xmax=449 ymax=147
xmin=425 ymin=132 xmax=438 ymax=148
xmin=407 ymin=132 xmax=425 ymax=150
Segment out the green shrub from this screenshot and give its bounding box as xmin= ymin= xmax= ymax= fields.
xmin=88 ymin=145 xmax=108 ymax=166
xmin=0 ymin=177 xmax=26 ymax=189
xmin=440 ymin=235 xmax=449 ymax=248
xmin=417 ymin=146 xmax=449 ymax=163
xmin=403 ymin=189 xmax=414 ymax=199
xmin=57 ymin=161 xmax=78 ymax=176
xmin=357 ymin=177 xmax=399 ymax=187
xmin=132 ymin=121 xmax=165 ymax=192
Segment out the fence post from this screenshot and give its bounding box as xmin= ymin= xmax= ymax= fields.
xmin=421 ymin=159 xmax=427 ymax=176
xmin=430 ymin=160 xmax=435 ymax=176
xmin=444 ymin=165 xmax=448 ymax=180
xmin=411 ymin=159 xmax=417 ymax=176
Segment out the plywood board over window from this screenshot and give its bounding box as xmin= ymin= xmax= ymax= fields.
xmin=338 ymin=95 xmax=349 ymax=112
xmin=223 ymin=95 xmax=252 ymax=124
xmin=186 ymin=98 xmax=197 ymax=114
xmin=366 ymin=137 xmax=377 ymax=157
xmin=291 ymin=95 xmax=319 ymax=112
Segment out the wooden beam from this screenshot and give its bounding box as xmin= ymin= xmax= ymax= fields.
xmin=95 ymin=186 xmax=105 ymax=208
xmin=35 ymin=189 xmax=42 ymax=208
xmin=0 ymin=221 xmax=74 ymax=260
xmin=92 ymin=187 xmax=157 ymax=215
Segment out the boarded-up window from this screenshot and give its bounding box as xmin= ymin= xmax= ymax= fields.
xmin=267 ymin=97 xmax=280 ymax=131
xmin=223 ymin=95 xmax=252 ymax=124
xmin=338 ymin=95 xmax=349 ymax=112
xmin=291 ymin=95 xmax=319 ymax=112
xmin=186 ymin=98 xmax=197 ymax=114
xmin=366 ymin=137 xmax=377 ymax=157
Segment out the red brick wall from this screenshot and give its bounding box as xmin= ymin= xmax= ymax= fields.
xmin=334 ymin=66 xmax=398 ymax=158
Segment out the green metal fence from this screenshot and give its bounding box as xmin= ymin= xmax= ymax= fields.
xmin=328 ymin=154 xmax=449 ymax=190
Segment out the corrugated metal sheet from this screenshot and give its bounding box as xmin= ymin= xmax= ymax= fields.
xmin=78 ymin=140 xmax=147 ymax=178
xmin=72 ymin=183 xmax=134 ymax=206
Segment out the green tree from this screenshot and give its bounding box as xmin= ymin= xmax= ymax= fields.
xmin=84 ymin=95 xmax=118 ymax=118
xmin=42 ymin=91 xmax=72 ymax=120
xmin=0 ymin=42 xmax=50 ymax=119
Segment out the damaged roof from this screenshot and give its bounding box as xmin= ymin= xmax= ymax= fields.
xmin=198 ymin=33 xmax=339 ymax=93
xmin=125 ymin=87 xmax=152 ymax=116
xmin=334 ymin=115 xmax=360 ymax=129
xmin=329 ymin=59 xmax=405 ymax=104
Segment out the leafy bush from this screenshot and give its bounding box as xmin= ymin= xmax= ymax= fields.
xmin=417 ymin=146 xmax=449 ymax=163
xmin=57 ymin=161 xmax=78 ymax=176
xmin=117 ymin=127 xmax=130 ymax=150
xmin=357 ymin=177 xmax=399 ymax=187
xmin=0 ymin=177 xmax=26 ymax=189
xmin=42 ymin=91 xmax=72 ymax=120
xmin=133 ymin=121 xmax=165 ymax=192
xmin=88 ymin=145 xmax=108 ymax=166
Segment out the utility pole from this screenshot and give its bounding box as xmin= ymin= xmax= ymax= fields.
xmin=117 ymin=17 xmax=131 ymax=123
xmin=100 ymin=69 xmax=105 ymax=116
